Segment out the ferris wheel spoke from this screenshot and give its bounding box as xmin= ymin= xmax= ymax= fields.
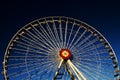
xmin=11 ymin=47 xmax=53 ymax=56
xmin=8 ymin=55 xmax=53 ymax=61
xmin=74 ymin=63 xmax=100 ymax=73
xmin=16 ymin=41 xmax=51 ymax=51
xmin=8 ymin=59 xmax=57 ymax=79
xmin=44 ymin=18 xmax=60 ymax=49
xmin=68 ymin=26 xmax=81 ymax=49
xmin=30 ymin=60 xmax=58 ymax=78
xmin=8 ymin=57 xmax=55 ymax=68
xmin=73 ymin=34 xmax=93 ymax=50
xmin=59 ymin=18 xmax=64 ymax=48
xmin=76 ymin=52 xmax=95 ymax=58
xmin=19 ymin=32 xmax=55 ymax=52
xmin=79 ymin=56 xmax=111 ymax=61
xmin=8 ymin=60 xmax=47 ymax=69
xmin=7 ymin=60 xmax=42 ymax=69
xmin=73 ymin=57 xmax=98 ymax=66
xmin=8 ymin=54 xmax=56 ymax=62
xmin=73 ymin=55 xmax=99 ymax=62
xmin=16 ymin=43 xmax=53 ymax=55
xmin=70 ymin=43 xmax=104 ymax=56
xmin=69 ymin=29 xmax=87 ymax=50
xmin=63 ymin=18 xmax=68 ymax=48
xmin=74 ymin=61 xmax=112 ymax=79
xmin=24 ymin=28 xmax=55 ymax=50
xmin=8 ymin=64 xmax=41 ymax=78
xmin=12 ymin=51 xmax=51 ymax=58
xmin=75 ymin=63 xmax=98 ymax=80
xmin=77 ymin=38 xmax=99 ymax=51
xmin=14 ymin=50 xmax=53 ymax=58
xmin=66 ymin=21 xmax=75 ymax=48
xmin=72 ymin=49 xmax=107 ymax=57
xmin=25 ymin=26 xmax=57 ymax=51
xmin=11 ymin=48 xmax=47 ymax=56
xmin=19 ymin=33 xmax=40 ymax=45
xmin=76 ymin=58 xmax=111 ymax=64
xmin=75 ymin=59 xmax=113 ymax=75
xmin=8 ymin=56 xmax=51 ymax=59
xmin=27 ymin=60 xmax=57 ymax=69
xmin=73 ymin=58 xmax=99 ymax=65
xmin=40 ymin=65 xmax=58 ymax=79
xmin=79 ymin=43 xmax=104 ymax=53
xmin=37 ymin=21 xmax=59 ymax=49
xmin=16 ymin=33 xmax=53 ymax=50
xmin=30 ymin=22 xmax=58 ymax=49
xmin=30 ymin=60 xmax=58 ymax=79
xmin=77 ymin=49 xmax=107 ymax=58
xmin=72 ymin=52 xmax=95 ymax=59
xmin=73 ymin=60 xmax=100 ymax=70
xmin=74 ymin=63 xmax=100 ymax=80
xmin=8 ymin=56 xmax=42 ymax=61
xmin=15 ymin=44 xmax=48 ymax=54
xmin=22 ymin=62 xmax=57 ymax=80
xmin=52 ymin=18 xmax=61 ymax=48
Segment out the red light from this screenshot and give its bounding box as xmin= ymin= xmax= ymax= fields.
xmin=59 ymin=49 xmax=71 ymax=60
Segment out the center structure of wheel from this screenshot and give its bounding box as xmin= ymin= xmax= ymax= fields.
xmin=59 ymin=49 xmax=71 ymax=60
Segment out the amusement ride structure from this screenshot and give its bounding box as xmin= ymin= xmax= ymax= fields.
xmin=3 ymin=16 xmax=120 ymax=80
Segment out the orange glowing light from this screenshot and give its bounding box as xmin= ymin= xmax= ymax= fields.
xmin=59 ymin=49 xmax=71 ymax=60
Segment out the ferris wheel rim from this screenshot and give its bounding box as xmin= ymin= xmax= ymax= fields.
xmin=3 ymin=16 xmax=120 ymax=80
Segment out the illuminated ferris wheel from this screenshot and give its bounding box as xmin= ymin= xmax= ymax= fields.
xmin=3 ymin=16 xmax=120 ymax=80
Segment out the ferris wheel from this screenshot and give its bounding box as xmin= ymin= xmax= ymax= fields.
xmin=3 ymin=16 xmax=120 ymax=80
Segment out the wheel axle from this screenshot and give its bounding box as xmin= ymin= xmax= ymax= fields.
xmin=59 ymin=49 xmax=71 ymax=60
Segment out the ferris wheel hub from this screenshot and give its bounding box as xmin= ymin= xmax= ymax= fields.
xmin=59 ymin=49 xmax=71 ymax=60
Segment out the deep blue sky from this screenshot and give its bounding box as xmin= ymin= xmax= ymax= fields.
xmin=0 ymin=0 xmax=120 ymax=79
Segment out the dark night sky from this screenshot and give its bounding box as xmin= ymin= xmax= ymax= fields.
xmin=0 ymin=0 xmax=120 ymax=79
